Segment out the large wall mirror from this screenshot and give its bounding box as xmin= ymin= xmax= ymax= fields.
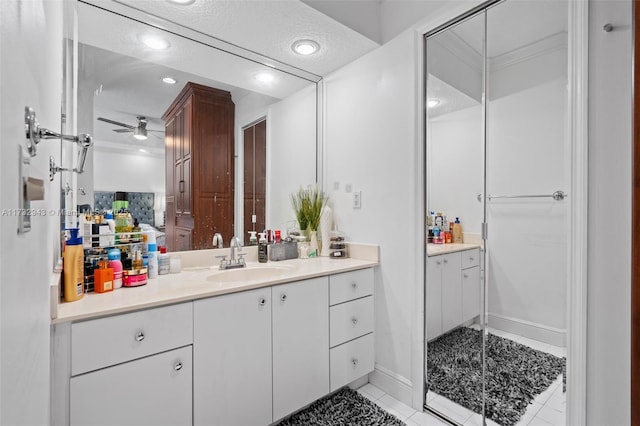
xmin=65 ymin=0 xmax=321 ymax=250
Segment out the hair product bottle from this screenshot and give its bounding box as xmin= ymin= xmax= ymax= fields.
xmin=63 ymin=229 xmax=84 ymax=302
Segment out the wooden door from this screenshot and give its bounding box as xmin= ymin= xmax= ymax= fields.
xmin=164 ymin=116 xmax=176 ymax=250
xmin=243 ymin=119 xmax=266 ymax=244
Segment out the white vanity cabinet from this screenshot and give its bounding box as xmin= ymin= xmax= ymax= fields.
xmin=193 ymin=287 xmax=272 ymax=426
xmin=328 ymin=268 xmax=375 ymax=391
xmin=427 ymin=248 xmax=481 ymax=340
xmin=272 ymin=277 xmax=330 ymax=421
xmin=60 ymin=303 xmax=194 ymax=426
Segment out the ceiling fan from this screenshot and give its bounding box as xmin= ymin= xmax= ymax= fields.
xmin=97 ymin=116 xmax=164 ymax=141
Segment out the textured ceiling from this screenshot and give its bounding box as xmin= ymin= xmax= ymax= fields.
xmin=103 ymin=0 xmax=381 ymax=76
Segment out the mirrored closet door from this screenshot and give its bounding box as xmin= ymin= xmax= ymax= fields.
xmin=425 ymin=1 xmax=568 ymax=425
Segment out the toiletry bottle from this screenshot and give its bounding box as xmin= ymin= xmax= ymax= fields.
xmin=63 ymin=229 xmax=84 ymax=302
xmin=248 ymin=231 xmax=258 ymax=246
xmin=147 ymin=243 xmax=158 ymax=279
xmin=107 ymin=248 xmax=123 ymax=289
xmin=133 ymin=249 xmax=143 ymax=269
xmin=258 ymin=232 xmax=268 ymax=263
xmin=452 ymin=217 xmax=463 ymax=243
xmin=94 ymin=261 xmax=114 ymax=293
xmin=158 ymin=246 xmax=170 ymax=275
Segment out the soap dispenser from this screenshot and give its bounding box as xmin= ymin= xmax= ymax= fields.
xmin=258 ymin=232 xmax=268 ymax=263
xmin=452 ymin=217 xmax=463 ymax=243
xmin=248 ymin=231 xmax=258 ymax=246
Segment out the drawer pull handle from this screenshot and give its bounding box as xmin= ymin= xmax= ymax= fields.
xmin=280 ymin=294 xmax=287 ymax=302
xmin=258 ymin=297 xmax=266 ymax=306
xmin=351 ymin=317 xmax=359 ymax=325
xmin=174 ymin=361 xmax=183 ymax=371
xmin=351 ymin=282 xmax=357 ymax=290
xmin=463 ymin=274 xmax=469 ymax=279
xmin=470 ymin=257 xmax=475 ymax=261
xmin=436 ymin=260 xmax=441 ymax=265
xmin=443 ymin=259 xmax=448 ymax=264
xmin=135 ymin=331 xmax=145 ymax=342
xmin=351 ymin=358 xmax=359 ymax=367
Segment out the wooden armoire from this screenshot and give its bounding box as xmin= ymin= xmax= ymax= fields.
xmin=163 ymin=82 xmax=235 ymax=251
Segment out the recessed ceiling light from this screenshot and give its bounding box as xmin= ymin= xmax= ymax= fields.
xmin=139 ymin=34 xmax=170 ymax=50
xmin=162 ymin=76 xmax=177 ymax=84
xmin=166 ymin=0 xmax=195 ymax=4
xmin=254 ymin=72 xmax=275 ymax=84
xmin=427 ymin=99 xmax=441 ymax=108
xmin=292 ymin=39 xmax=320 ymax=56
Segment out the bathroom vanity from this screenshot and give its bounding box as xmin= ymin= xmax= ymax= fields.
xmin=426 ymin=244 xmax=482 ymax=341
xmin=51 ymin=245 xmax=378 ymax=426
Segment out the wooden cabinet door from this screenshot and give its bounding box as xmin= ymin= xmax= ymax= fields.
xmin=194 ymin=288 xmax=272 ymax=426
xmin=441 ymin=252 xmax=462 ymax=333
xmin=70 ymin=346 xmax=192 ymax=426
xmin=165 ymin=116 xmax=176 ymax=250
xmin=426 ymin=255 xmax=443 ymax=341
xmin=272 ymin=277 xmax=329 ymax=421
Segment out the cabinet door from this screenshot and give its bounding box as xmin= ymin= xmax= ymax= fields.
xmin=194 ymin=288 xmax=272 ymax=426
xmin=441 ymin=252 xmax=462 ymax=332
xmin=426 ymin=256 xmax=443 ymax=341
xmin=462 ymin=266 xmax=481 ymax=323
xmin=70 ymin=346 xmax=192 ymax=426
xmin=272 ymin=277 xmax=329 ymax=421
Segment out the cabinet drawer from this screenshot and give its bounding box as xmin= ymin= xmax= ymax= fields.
xmin=461 ymin=248 xmax=480 ymax=269
xmin=70 ymin=345 xmax=192 ymax=426
xmin=71 ymin=302 xmax=193 ymax=375
xmin=329 ymin=268 xmax=374 ymax=306
xmin=330 ymin=296 xmax=374 ymax=347
xmin=330 ymin=333 xmax=374 ymax=392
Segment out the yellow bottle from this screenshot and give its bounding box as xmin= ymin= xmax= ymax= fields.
xmin=452 ymin=217 xmax=463 ymax=244
xmin=63 ymin=229 xmax=84 ymax=302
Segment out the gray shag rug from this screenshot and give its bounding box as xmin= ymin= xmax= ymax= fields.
xmin=277 ymin=387 xmax=405 ymax=426
xmin=427 ymin=327 xmax=565 ymax=426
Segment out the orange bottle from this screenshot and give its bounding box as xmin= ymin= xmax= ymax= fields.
xmin=94 ymin=261 xmax=114 ymax=293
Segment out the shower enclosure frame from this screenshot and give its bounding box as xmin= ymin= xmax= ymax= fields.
xmin=412 ymin=1 xmax=588 ymax=424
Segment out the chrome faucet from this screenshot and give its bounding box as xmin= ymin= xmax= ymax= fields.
xmin=212 ymin=233 xmax=223 ymax=248
xmin=216 ymin=236 xmax=246 ymax=270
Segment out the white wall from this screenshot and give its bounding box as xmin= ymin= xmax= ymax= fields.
xmin=93 ymin=149 xmax=165 ymax=194
xmin=324 ymin=29 xmax=417 ymax=393
xmin=0 ymin=0 xmax=63 ymax=423
xmin=587 ymin=0 xmax=631 ymax=423
xmin=267 ymin=83 xmax=317 ymax=232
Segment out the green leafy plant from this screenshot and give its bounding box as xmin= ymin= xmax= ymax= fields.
xmin=291 ymin=185 xmax=328 ymax=232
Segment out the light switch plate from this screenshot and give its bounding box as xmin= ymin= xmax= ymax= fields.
xmin=353 ymin=191 xmax=362 ymax=209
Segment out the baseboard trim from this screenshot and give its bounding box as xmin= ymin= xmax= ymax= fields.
xmin=368 ymin=364 xmax=413 ymax=406
xmin=487 ymin=313 xmax=566 ymax=347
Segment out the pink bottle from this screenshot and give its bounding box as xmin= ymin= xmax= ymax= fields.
xmin=108 ymin=248 xmax=123 ymax=289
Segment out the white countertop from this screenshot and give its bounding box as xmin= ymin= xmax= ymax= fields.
xmin=427 ymin=243 xmax=482 ymax=256
xmin=53 ymin=244 xmax=379 ymax=324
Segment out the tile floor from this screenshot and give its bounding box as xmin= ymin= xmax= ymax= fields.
xmin=358 ymin=326 xmax=567 ymax=426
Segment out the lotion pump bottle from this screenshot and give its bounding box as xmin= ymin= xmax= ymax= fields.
xmin=249 ymin=231 xmax=258 ymax=246
xmin=63 ymin=229 xmax=84 ymax=302
xmin=452 ymin=217 xmax=463 ymax=243
xmin=258 ymin=232 xmax=268 ymax=263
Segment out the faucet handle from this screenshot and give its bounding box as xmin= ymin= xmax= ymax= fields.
xmin=237 ymin=253 xmax=247 ymax=265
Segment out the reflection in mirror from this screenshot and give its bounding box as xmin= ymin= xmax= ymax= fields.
xmin=72 ymin=1 xmax=318 ymax=250
xmin=425 ymin=1 xmax=569 ymax=425
xmin=425 ymin=10 xmax=486 ymax=424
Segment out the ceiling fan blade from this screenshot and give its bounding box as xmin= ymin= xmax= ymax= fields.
xmin=148 ymin=129 xmax=165 ymax=134
xmin=97 ymin=117 xmax=136 ymax=129
xmin=113 ymin=128 xmax=133 ymax=133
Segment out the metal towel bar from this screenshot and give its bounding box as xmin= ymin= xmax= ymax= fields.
xmin=477 ymin=190 xmax=567 ymax=202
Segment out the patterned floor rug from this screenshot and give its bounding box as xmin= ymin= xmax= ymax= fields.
xmin=277 ymin=387 xmax=405 ymax=426
xmin=427 ymin=327 xmax=565 ymax=426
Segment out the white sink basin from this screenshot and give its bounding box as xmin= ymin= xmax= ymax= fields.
xmin=206 ymin=265 xmax=293 ymax=284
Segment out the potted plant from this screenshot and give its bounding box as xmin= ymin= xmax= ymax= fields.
xmin=291 ymin=185 xmax=327 ymax=256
